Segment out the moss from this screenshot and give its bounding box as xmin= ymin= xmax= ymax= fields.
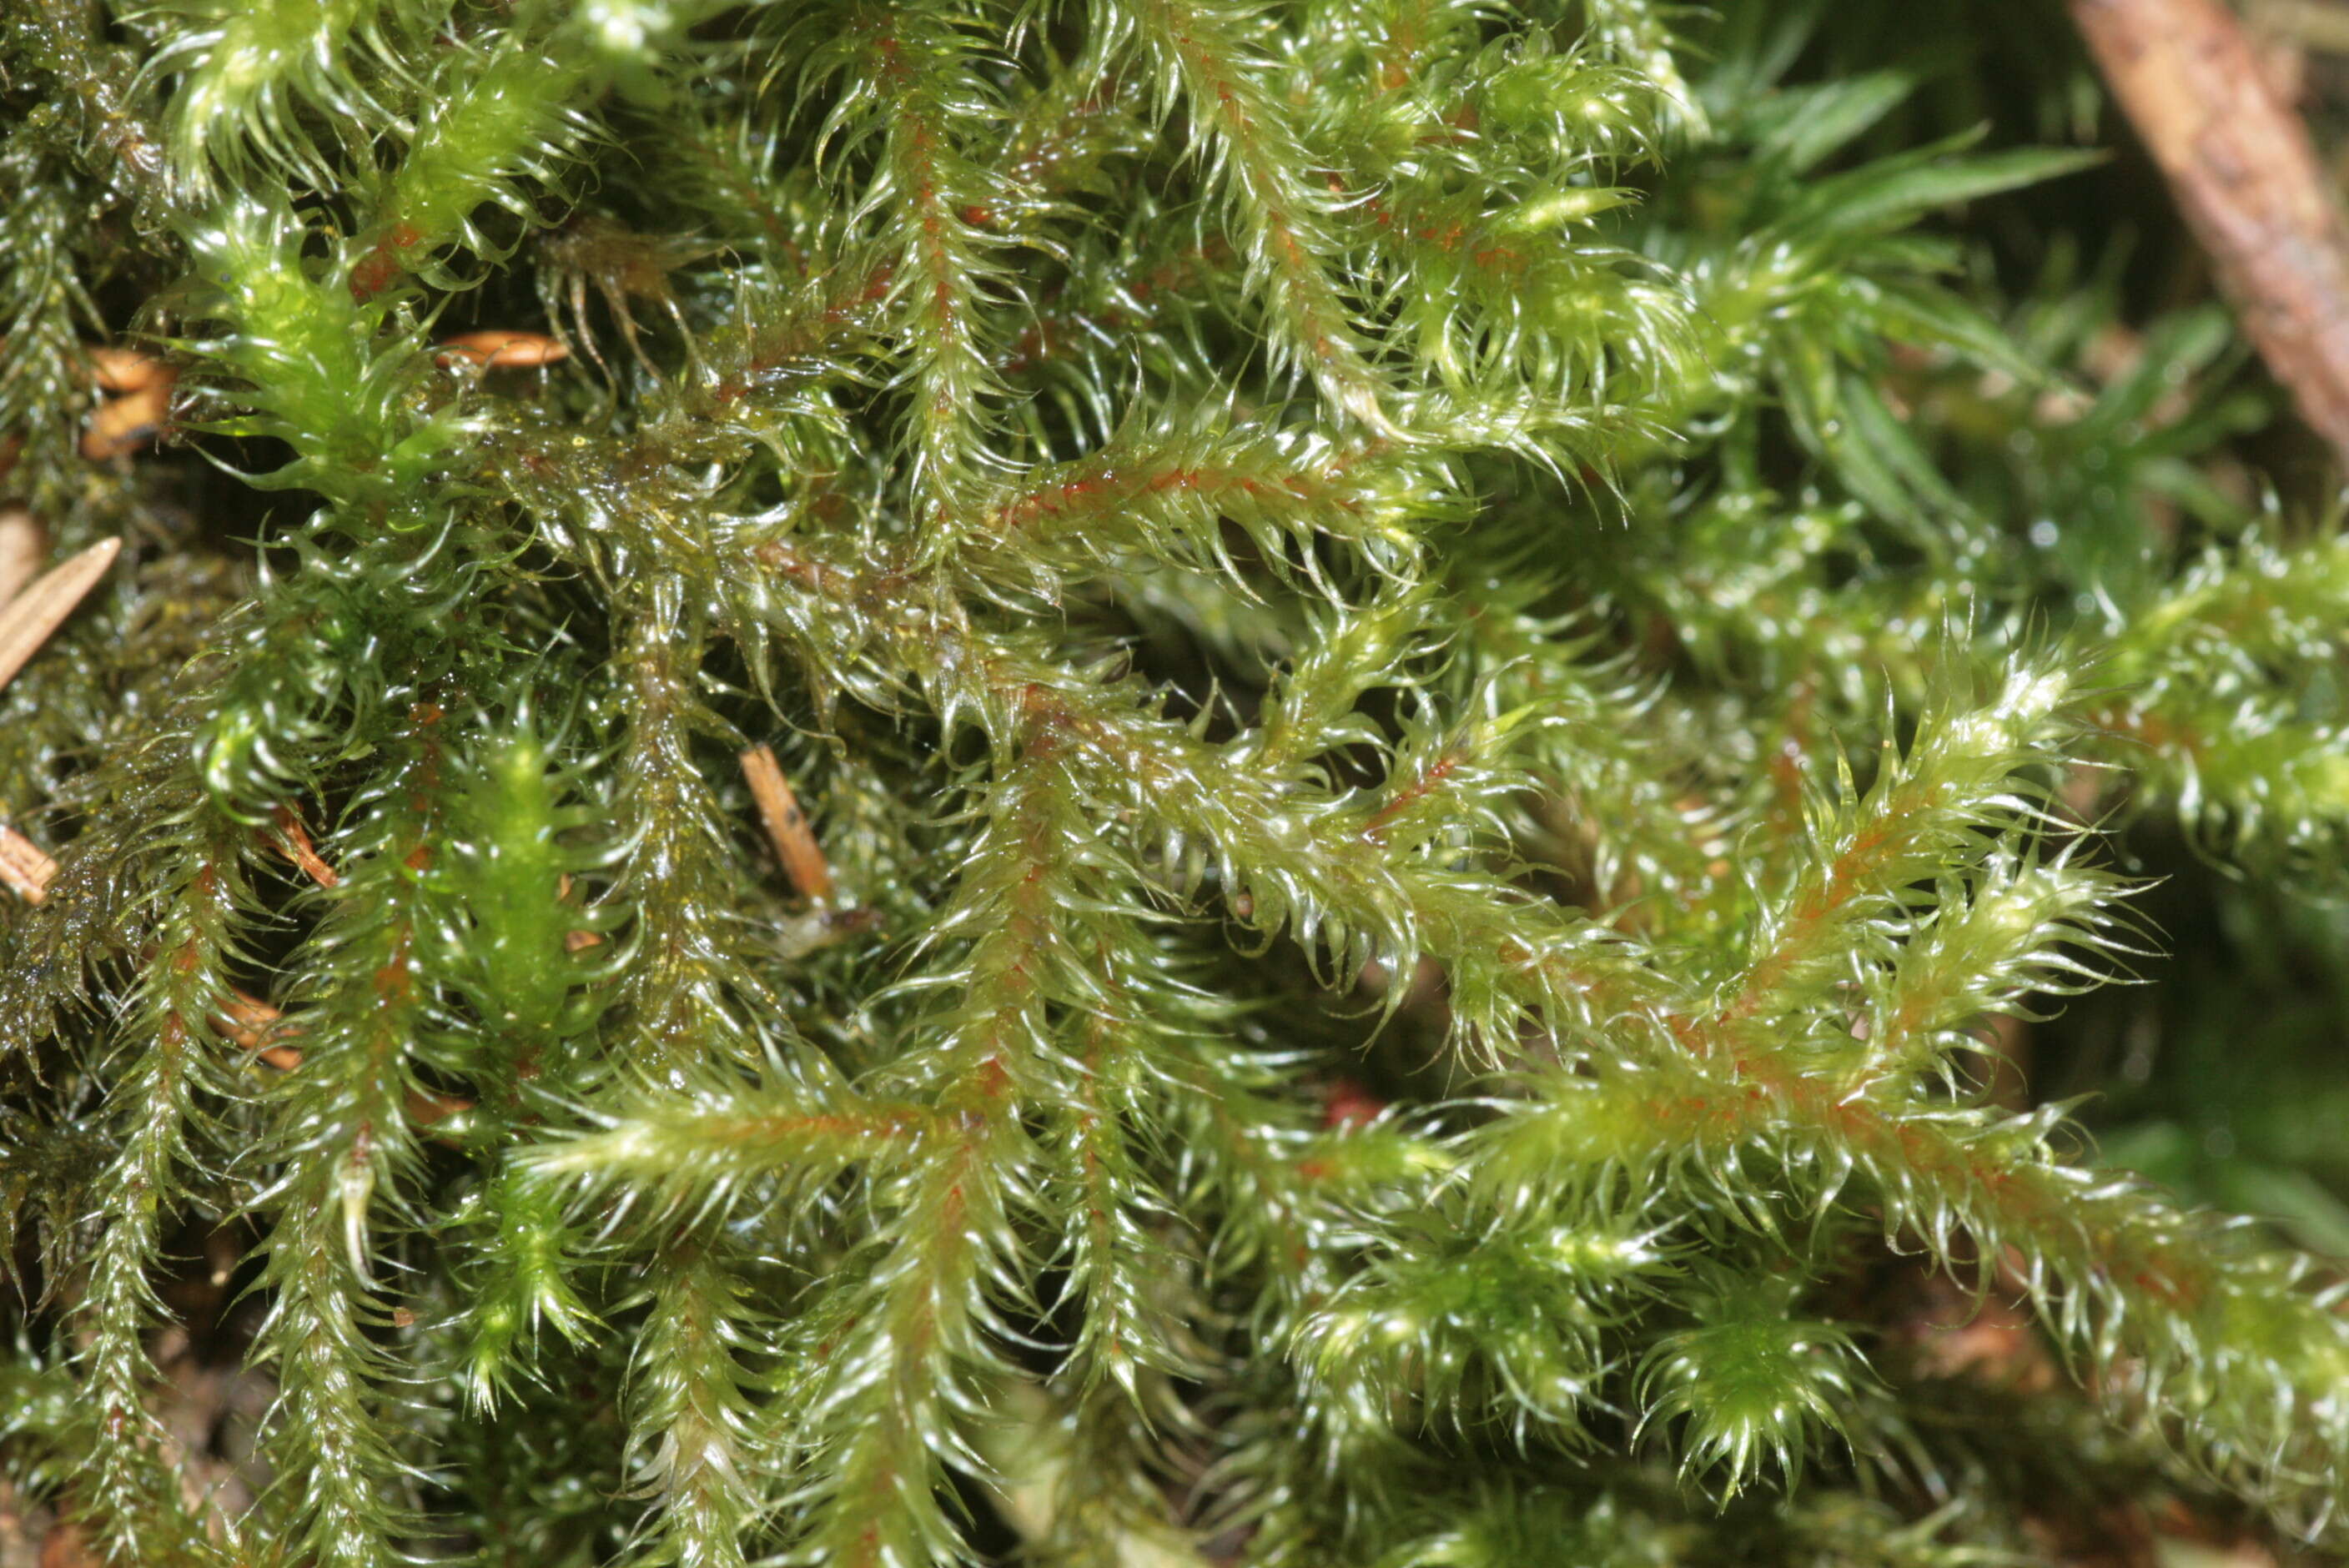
xmin=2 ymin=0 xmax=2346 ymax=1563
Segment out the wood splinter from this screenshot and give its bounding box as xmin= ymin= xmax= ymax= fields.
xmin=741 ymin=742 xmax=837 ymax=906
xmin=742 ymin=744 xmax=880 ymax=955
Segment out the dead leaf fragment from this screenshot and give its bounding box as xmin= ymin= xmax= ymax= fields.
xmin=80 ymin=380 xmax=174 ymax=460
xmin=87 ymin=345 xmax=166 ymax=395
xmin=435 ymin=329 xmax=571 ymax=369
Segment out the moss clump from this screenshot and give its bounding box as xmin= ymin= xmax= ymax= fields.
xmin=3 ymin=1 xmax=2346 ymax=1564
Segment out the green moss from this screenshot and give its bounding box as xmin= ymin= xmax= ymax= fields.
xmin=3 ymin=0 xmax=2347 ymax=1563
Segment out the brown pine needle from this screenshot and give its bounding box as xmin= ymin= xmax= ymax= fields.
xmin=215 ymin=990 xmax=290 ymax=1054
xmin=742 ymin=742 xmax=836 ymax=906
xmin=0 ymin=509 xmax=45 ymax=607
xmin=0 ymin=826 xmax=57 ymax=905
xmin=434 ymin=329 xmax=571 ymax=369
xmin=0 ymin=536 xmax=121 ymax=696
xmin=270 ymin=805 xmax=340 ymax=887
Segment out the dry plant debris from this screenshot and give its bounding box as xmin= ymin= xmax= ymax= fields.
xmin=2073 ymin=0 xmax=2349 ymax=464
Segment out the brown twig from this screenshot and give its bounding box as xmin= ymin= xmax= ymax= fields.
xmin=0 ymin=537 xmax=120 ymax=695
xmin=2073 ymin=0 xmax=2349 ymax=467
xmin=741 ymin=742 xmax=837 ymax=906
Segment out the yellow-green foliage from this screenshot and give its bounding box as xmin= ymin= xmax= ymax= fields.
xmin=3 ymin=0 xmax=2348 ymax=1565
